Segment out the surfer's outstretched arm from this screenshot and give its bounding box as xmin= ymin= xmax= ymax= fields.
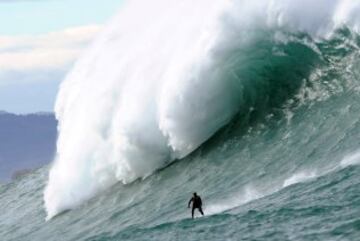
xmin=188 ymin=198 xmax=193 ymax=208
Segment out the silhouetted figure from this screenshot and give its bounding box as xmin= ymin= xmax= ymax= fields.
xmin=188 ymin=192 xmax=204 ymax=219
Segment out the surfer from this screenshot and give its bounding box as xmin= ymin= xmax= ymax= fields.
xmin=188 ymin=192 xmax=204 ymax=219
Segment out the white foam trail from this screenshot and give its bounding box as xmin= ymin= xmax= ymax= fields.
xmin=282 ymin=151 xmax=360 ymax=189
xmin=44 ymin=0 xmax=360 ymax=219
xmin=341 ymin=151 xmax=360 ymax=167
xmin=202 ymin=151 xmax=360 ymax=216
xmin=283 ymin=171 xmax=318 ymax=188
xmin=205 ymin=186 xmax=263 ymax=216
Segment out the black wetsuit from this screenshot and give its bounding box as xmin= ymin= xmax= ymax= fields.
xmin=188 ymin=195 xmax=204 ymax=218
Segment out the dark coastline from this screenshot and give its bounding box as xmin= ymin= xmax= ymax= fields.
xmin=0 ymin=111 xmax=57 ymax=181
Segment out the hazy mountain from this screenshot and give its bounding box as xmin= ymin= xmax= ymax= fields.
xmin=0 ymin=111 xmax=57 ymax=181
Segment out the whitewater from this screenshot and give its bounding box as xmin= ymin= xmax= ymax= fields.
xmin=1 ymin=0 xmax=360 ymax=240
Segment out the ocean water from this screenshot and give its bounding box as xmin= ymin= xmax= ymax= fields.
xmin=1 ymin=0 xmax=360 ymax=240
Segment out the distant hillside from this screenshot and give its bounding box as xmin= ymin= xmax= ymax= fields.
xmin=0 ymin=111 xmax=57 ymax=181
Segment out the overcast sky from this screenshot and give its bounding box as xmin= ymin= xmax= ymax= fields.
xmin=0 ymin=0 xmax=124 ymax=113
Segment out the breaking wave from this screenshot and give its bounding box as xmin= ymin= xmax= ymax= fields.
xmin=44 ymin=0 xmax=360 ymax=219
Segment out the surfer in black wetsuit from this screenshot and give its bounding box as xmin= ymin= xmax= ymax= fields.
xmin=188 ymin=192 xmax=204 ymax=219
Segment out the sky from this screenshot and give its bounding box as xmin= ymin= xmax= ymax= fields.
xmin=0 ymin=0 xmax=124 ymax=113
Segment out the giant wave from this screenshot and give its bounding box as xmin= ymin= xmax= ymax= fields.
xmin=44 ymin=0 xmax=360 ymax=219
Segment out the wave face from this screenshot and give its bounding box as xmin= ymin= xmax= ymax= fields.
xmin=44 ymin=0 xmax=360 ymax=219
